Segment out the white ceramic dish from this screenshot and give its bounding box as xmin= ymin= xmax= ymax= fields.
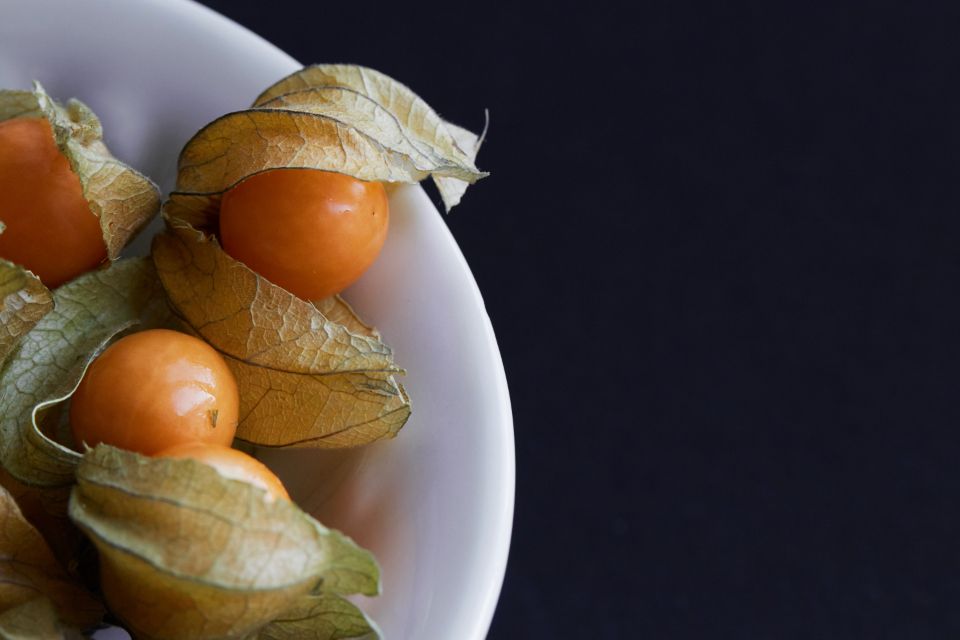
xmin=0 ymin=1 xmax=514 ymax=638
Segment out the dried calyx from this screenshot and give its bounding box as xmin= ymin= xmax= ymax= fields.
xmin=155 ymin=64 xmax=488 ymax=450
xmin=0 ymin=83 xmax=160 ymax=365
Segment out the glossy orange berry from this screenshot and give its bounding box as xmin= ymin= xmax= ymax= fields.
xmin=154 ymin=442 xmax=290 ymax=502
xmin=70 ymin=329 xmax=239 ymax=455
xmin=219 ymin=169 xmax=389 ymax=301
xmin=0 ymin=117 xmax=106 ymax=287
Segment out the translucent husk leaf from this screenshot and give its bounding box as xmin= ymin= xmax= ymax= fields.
xmin=177 ymin=64 xmax=485 ymax=210
xmin=434 ymin=116 xmax=488 ymax=211
xmin=253 ymin=593 xmax=380 ymax=640
xmin=226 ymin=359 xmax=410 ymax=448
xmin=0 ymin=84 xmax=160 ymax=259
xmin=152 ymin=225 xmax=410 ymax=448
xmin=0 ymin=258 xmax=170 ymax=487
xmin=0 ymin=469 xmax=80 ymax=571
xmin=253 ymin=64 xmax=479 ymax=172
xmin=152 ymin=224 xmax=395 ymax=373
xmin=0 ymin=597 xmax=81 ymax=640
xmin=176 ymin=109 xmax=423 ymax=194
xmin=0 ymin=486 xmax=103 ymax=629
xmin=257 ymin=87 xmax=480 ymax=183
xmin=0 ymin=259 xmax=53 ymax=367
xmin=68 ymin=445 xmax=379 ymax=640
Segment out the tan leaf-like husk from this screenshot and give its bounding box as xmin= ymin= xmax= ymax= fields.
xmin=254 ymin=65 xmax=474 ymax=163
xmin=0 ymin=260 xmax=52 ymax=366
xmin=0 ymin=597 xmax=80 ymax=640
xmin=176 ymin=109 xmax=421 ymax=194
xmin=433 ymin=116 xmax=488 ymax=211
xmin=173 ymin=64 xmax=484 ymax=209
xmin=257 ymin=87 xmax=480 ymax=183
xmin=0 ymin=486 xmax=103 ymax=628
xmin=0 ymin=258 xmax=169 ymax=487
xmin=253 ymin=593 xmax=380 ymax=640
xmin=253 ymin=64 xmax=486 ymax=210
xmin=152 ymin=225 xmax=410 ymax=448
xmin=0 ymin=84 xmax=160 ymax=259
xmin=0 ymin=469 xmax=79 ymax=571
xmin=227 ymin=360 xmax=410 ymax=448
xmin=152 ymin=225 xmax=395 ymax=373
xmin=311 ymin=296 xmax=380 ymax=340
xmin=69 ymin=446 xmax=379 ymax=640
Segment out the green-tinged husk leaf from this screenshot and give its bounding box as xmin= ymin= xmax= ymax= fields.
xmin=254 ymin=65 xmax=481 ymax=170
xmin=0 ymin=84 xmax=160 ymax=259
xmin=0 ymin=597 xmax=81 ymax=640
xmin=434 ymin=117 xmax=488 ymax=211
xmin=226 ymin=361 xmax=410 ymax=448
xmin=257 ymin=87 xmax=481 ymax=183
xmin=0 ymin=258 xmax=170 ymax=486
xmin=0 ymin=469 xmax=80 ymax=571
xmin=176 ymin=63 xmax=485 ymax=210
xmin=68 ymin=445 xmax=379 ymax=640
xmin=152 ymin=225 xmax=410 ymax=448
xmin=0 ymin=486 xmax=103 ymax=629
xmin=176 ymin=109 xmax=422 ymax=194
xmin=0 ymin=260 xmax=53 ymax=366
xmin=257 ymin=64 xmax=488 ymax=210
xmin=152 ymin=225 xmax=395 ymax=373
xmin=253 ymin=593 xmax=380 ymax=640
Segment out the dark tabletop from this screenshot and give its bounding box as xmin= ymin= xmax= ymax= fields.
xmin=198 ymin=1 xmax=960 ymax=637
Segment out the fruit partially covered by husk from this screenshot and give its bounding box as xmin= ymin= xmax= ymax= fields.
xmin=0 ymin=258 xmax=171 ymax=488
xmin=154 ymin=63 xmax=490 ymax=450
xmin=69 ymin=446 xmax=380 ymax=640
xmin=191 ymin=63 xmax=487 ymax=212
xmin=152 ymin=225 xmax=410 ymax=449
xmin=0 ymin=84 xmax=161 ymax=365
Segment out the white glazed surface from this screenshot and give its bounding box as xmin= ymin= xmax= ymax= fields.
xmin=0 ymin=1 xmax=514 ymax=638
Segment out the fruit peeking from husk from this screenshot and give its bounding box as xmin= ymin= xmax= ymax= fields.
xmin=69 ymin=445 xmax=379 ymax=640
xmin=0 ymin=65 xmax=490 ymax=637
xmin=0 ymin=84 xmax=160 ymax=365
xmin=0 ymin=117 xmax=106 ymax=288
xmin=154 ymin=442 xmax=289 ymax=502
xmin=70 ymin=329 xmax=239 ymax=455
xmin=154 ymin=64 xmax=488 ymax=450
xmin=0 ymin=257 xmax=170 ymax=488
xmin=219 ymin=168 xmax=389 ymax=301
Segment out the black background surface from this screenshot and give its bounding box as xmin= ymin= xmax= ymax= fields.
xmin=197 ymin=1 xmax=960 ymax=637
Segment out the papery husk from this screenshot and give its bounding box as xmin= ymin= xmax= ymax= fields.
xmin=255 ymin=87 xmax=480 ymax=183
xmin=179 ymin=63 xmax=486 ymax=211
xmin=157 ymin=64 xmax=490 ymax=448
xmin=252 ymin=593 xmax=380 ymax=640
xmin=0 ymin=469 xmax=79 ymax=571
xmin=433 ymin=117 xmax=488 ymax=210
xmin=0 ymin=84 xmax=160 ymax=259
xmin=69 ymin=446 xmax=379 ymax=640
xmin=0 ymin=260 xmax=52 ymax=367
xmin=0 ymin=486 xmax=103 ymax=629
xmin=253 ymin=64 xmax=486 ymax=210
xmin=0 ymin=597 xmax=81 ymax=640
xmin=152 ymin=225 xmax=410 ymax=448
xmin=158 ymin=64 xmax=492 ymax=448
xmin=176 ymin=109 xmax=423 ymax=193
xmin=0 ymin=258 xmax=170 ymax=487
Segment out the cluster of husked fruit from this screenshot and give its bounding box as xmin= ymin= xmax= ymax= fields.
xmin=0 ymin=66 xmax=485 ymax=638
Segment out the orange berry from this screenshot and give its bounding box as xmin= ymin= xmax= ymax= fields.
xmin=70 ymin=329 xmax=238 ymax=455
xmin=219 ymin=169 xmax=388 ymax=300
xmin=0 ymin=117 xmax=106 ymax=287
xmin=154 ymin=442 xmax=289 ymax=501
